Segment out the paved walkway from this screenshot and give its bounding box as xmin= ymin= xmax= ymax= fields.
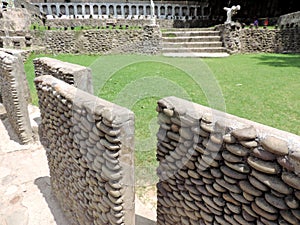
xmin=0 ymin=104 xmax=156 ymax=225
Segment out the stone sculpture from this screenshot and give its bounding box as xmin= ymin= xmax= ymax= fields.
xmin=224 ymin=5 xmax=241 ymax=25
xmin=150 ymin=0 xmax=156 ymax=25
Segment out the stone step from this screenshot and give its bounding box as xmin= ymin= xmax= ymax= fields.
xmin=163 ymin=52 xmax=230 ymax=58
xmin=162 ymin=36 xmax=221 ymax=42
xmin=162 ymin=27 xmax=216 ymax=32
xmin=162 ymin=41 xmax=223 ymax=48
xmin=162 ymin=30 xmax=220 ymax=37
xmin=162 ymin=47 xmax=227 ymax=53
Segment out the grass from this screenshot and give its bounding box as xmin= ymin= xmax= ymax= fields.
xmin=24 ymin=53 xmax=99 ymax=105
xmin=25 ymin=53 xmax=300 ymax=180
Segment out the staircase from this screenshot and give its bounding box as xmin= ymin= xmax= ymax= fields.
xmin=161 ymin=28 xmax=229 ymax=57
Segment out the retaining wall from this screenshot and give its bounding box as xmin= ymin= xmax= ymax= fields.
xmin=31 ymin=25 xmax=161 ymax=55
xmin=156 ymin=96 xmax=300 ymax=225
xmin=34 ymin=57 xmax=93 ymax=94
xmin=44 ymin=18 xmax=173 ymax=29
xmin=0 ymin=50 xmax=33 ymax=144
xmin=216 ymin=24 xmax=300 ymax=54
xmin=35 ymin=75 xmax=135 ymax=225
xmin=278 ymin=11 xmax=300 ymax=29
xmin=43 ymin=18 xmax=214 ymax=29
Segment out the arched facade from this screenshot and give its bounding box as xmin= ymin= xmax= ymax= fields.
xmin=36 ymin=2 xmax=211 ymax=19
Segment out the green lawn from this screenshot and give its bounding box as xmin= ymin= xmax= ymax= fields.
xmin=25 ymin=53 xmax=300 ymax=176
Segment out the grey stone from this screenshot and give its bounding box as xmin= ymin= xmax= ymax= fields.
xmin=261 ymin=136 xmax=289 ymax=156
xmin=231 ymin=126 xmax=257 ymax=140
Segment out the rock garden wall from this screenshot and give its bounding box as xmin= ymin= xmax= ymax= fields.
xmin=217 ymin=25 xmax=300 ymax=54
xmin=44 ymin=18 xmax=173 ymax=29
xmin=0 ymin=50 xmax=33 ymax=144
xmin=156 ymin=96 xmax=300 ymax=225
xmin=35 ymin=75 xmax=135 ymax=225
xmin=34 ymin=57 xmax=93 ymax=94
xmin=31 ymin=25 xmax=161 ymax=55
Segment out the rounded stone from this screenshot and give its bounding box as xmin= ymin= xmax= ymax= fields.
xmin=265 ymin=193 xmax=288 ymax=210
xmin=251 ymin=202 xmax=278 ymax=221
xmin=281 ymin=172 xmax=300 ymax=190
xmin=231 ymin=126 xmax=257 ymax=140
xmin=261 ymin=136 xmax=289 ymax=156
xmin=247 ymin=156 xmax=280 ymax=174
xmin=226 ymin=144 xmax=249 ymax=157
xmin=239 ymin=180 xmax=263 ymax=196
xmin=252 ymin=147 xmax=276 ymax=161
xmin=285 ymin=195 xmax=299 ymax=209
xmin=255 ymin=197 xmax=278 ymax=214
xmin=251 ymin=170 xmax=292 ymax=195
xmin=280 ymin=210 xmax=299 ymax=225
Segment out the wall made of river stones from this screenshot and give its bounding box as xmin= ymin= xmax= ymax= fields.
xmin=216 ymin=24 xmax=300 ymax=54
xmin=44 ymin=18 xmax=173 ymax=29
xmin=156 ymin=96 xmax=300 ymax=225
xmin=0 ymin=50 xmax=33 ymax=144
xmin=35 ymin=75 xmax=135 ymax=225
xmin=31 ymin=25 xmax=161 ymax=55
xmin=34 ymin=57 xmax=93 ymax=94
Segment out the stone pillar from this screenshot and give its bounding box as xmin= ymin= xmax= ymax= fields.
xmin=65 ymin=5 xmax=69 ymax=16
xmin=113 ymin=5 xmax=117 ymax=17
xmin=157 ymin=6 xmax=161 ymax=18
xmin=129 ymin=5 xmax=132 ymax=16
xmin=74 ymin=4 xmax=78 ymax=15
xmin=56 ymin=3 xmax=59 ymax=16
xmin=90 ymin=3 xmax=94 ymax=15
xmin=0 ymin=50 xmax=33 ymax=144
xmin=121 ymin=5 xmax=125 ymax=17
xmin=47 ymin=5 xmax=51 ymax=15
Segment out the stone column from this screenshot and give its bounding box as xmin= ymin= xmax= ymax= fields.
xmin=65 ymin=5 xmax=69 ymax=16
xmin=157 ymin=5 xmax=161 ymax=18
xmin=89 ymin=4 xmax=93 ymax=16
xmin=121 ymin=5 xmax=125 ymax=17
xmin=47 ymin=5 xmax=51 ymax=15
xmin=113 ymin=5 xmax=117 ymax=17
xmin=74 ymin=4 xmax=78 ymax=15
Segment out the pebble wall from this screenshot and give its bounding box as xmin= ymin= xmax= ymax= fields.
xmin=0 ymin=50 xmax=33 ymax=144
xmin=31 ymin=25 xmax=161 ymax=55
xmin=156 ymin=96 xmax=300 ymax=225
xmin=44 ymin=18 xmax=173 ymax=29
xmin=34 ymin=57 xmax=93 ymax=94
xmin=216 ymin=22 xmax=300 ymax=54
xmin=35 ymin=75 xmax=135 ymax=225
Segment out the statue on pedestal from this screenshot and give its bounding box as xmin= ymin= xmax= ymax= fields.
xmin=224 ymin=5 xmax=241 ymax=25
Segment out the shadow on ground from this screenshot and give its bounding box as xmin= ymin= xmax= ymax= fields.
xmin=0 ymin=104 xmax=21 ymax=143
xmin=34 ymin=176 xmax=72 ymax=225
xmin=255 ymin=54 xmax=300 ymax=68
xmin=35 ymin=176 xmax=156 ymax=225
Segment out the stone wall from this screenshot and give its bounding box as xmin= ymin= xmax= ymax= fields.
xmin=43 ymin=18 xmax=214 ymax=29
xmin=35 ymin=75 xmax=135 ymax=225
xmin=31 ymin=25 xmax=161 ymax=54
xmin=156 ymin=96 xmax=300 ymax=225
xmin=278 ymin=11 xmax=300 ymax=29
xmin=44 ymin=18 xmax=173 ymax=29
xmin=216 ymin=24 xmax=300 ymax=54
xmin=34 ymin=57 xmax=93 ymax=94
xmin=0 ymin=50 xmax=33 ymax=144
